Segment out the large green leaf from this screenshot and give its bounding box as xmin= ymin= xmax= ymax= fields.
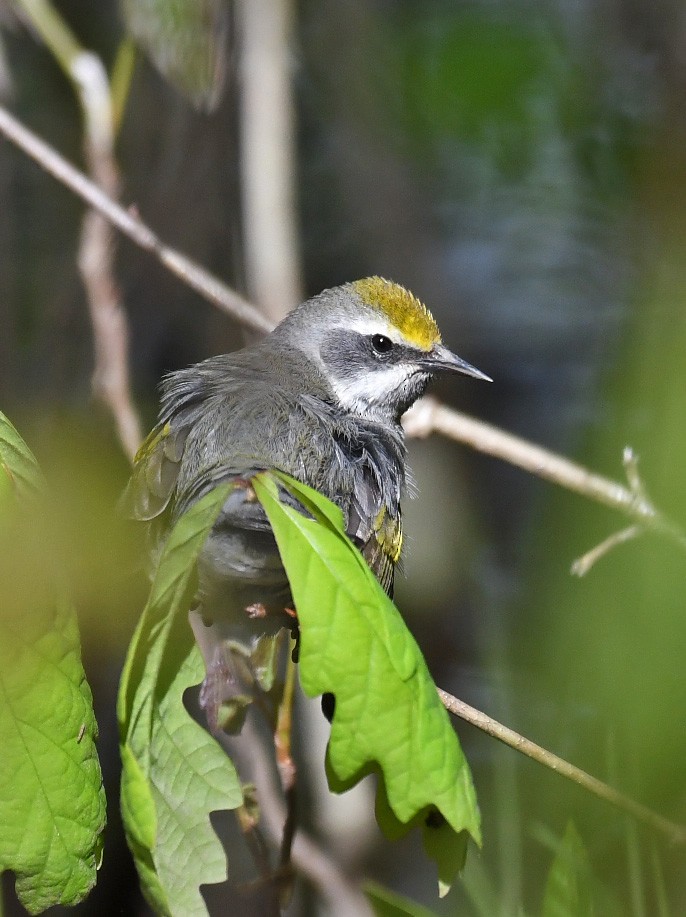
xmin=253 ymin=471 xmax=481 ymax=896
xmin=118 ymin=482 xmax=243 ymax=917
xmin=0 ymin=411 xmax=105 ymax=913
xmin=0 ymin=410 xmax=45 ymax=500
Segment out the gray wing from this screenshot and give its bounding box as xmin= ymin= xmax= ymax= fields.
xmin=122 ymin=357 xmax=407 ymax=597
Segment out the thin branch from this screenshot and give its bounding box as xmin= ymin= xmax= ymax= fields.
xmin=0 ymin=102 xmax=272 ymax=336
xmin=403 ymin=397 xmax=686 ymax=551
xmin=274 ymin=647 xmax=298 ymax=875
xmin=74 ymin=53 xmax=141 ymax=461
xmin=571 ymin=524 xmax=642 ymax=576
xmin=438 ymin=687 xmax=686 ymax=846
xmin=14 ymin=2 xmax=142 ymax=460
xmin=237 ymin=719 xmax=374 ymax=916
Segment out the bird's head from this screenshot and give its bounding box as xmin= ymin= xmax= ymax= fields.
xmin=277 ymin=276 xmax=491 ymax=423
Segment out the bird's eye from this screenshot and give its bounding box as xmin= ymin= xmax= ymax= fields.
xmin=371 ymin=334 xmax=393 ymax=354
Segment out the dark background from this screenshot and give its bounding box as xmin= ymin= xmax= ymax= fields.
xmin=2 ymin=0 xmax=686 ymax=913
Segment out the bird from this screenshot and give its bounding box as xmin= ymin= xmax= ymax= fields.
xmin=122 ymin=277 xmax=490 ymax=733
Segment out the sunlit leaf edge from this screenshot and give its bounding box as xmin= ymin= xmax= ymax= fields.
xmin=118 ymin=482 xmax=243 ymax=917
xmin=253 ymin=471 xmax=481 ymax=892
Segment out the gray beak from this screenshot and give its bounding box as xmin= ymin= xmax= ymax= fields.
xmin=422 ymin=343 xmax=492 ymax=382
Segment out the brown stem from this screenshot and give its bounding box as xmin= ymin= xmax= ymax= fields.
xmin=438 ymin=687 xmax=686 ymax=846
xmin=403 ymin=397 xmax=686 ymax=551
xmin=274 ymin=648 xmax=298 ymax=876
xmin=571 ymin=524 xmax=642 ymax=576
xmin=0 ymin=103 xmax=272 ymax=336
xmin=238 ymin=719 xmax=374 ymax=915
xmin=12 ymin=3 xmax=143 ymax=461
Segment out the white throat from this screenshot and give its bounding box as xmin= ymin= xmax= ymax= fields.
xmin=328 ymin=364 xmax=413 ymax=422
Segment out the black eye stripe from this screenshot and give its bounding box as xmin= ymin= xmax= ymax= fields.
xmin=371 ymin=334 xmax=393 ymax=354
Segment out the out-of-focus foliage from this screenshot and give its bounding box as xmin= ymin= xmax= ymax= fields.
xmin=0 ymin=411 xmax=106 ymax=913
xmin=365 ymin=879 xmax=440 ymax=917
xmin=520 ymin=181 xmax=686 ymax=913
xmin=540 ymin=822 xmax=594 ymax=917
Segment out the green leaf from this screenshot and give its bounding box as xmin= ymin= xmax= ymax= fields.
xmin=541 ymin=822 xmax=594 ymax=917
xmin=0 ymin=411 xmax=105 ymax=913
xmin=118 ymin=483 xmax=243 ymax=917
xmin=121 ymin=0 xmax=228 ymax=111
xmin=0 ymin=410 xmax=45 ymax=501
xmin=365 ymin=880 xmax=440 ymax=916
xmin=253 ymin=471 xmax=481 ymax=896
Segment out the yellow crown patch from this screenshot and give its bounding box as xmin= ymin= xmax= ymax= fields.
xmin=352 ymin=276 xmax=441 ymax=352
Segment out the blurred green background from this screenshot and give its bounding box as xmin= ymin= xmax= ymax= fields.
xmin=1 ymin=0 xmax=686 ymax=914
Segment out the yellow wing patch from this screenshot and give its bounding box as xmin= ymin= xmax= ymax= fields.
xmin=373 ymin=506 xmax=403 ymax=565
xmin=134 ymin=421 xmax=172 ymax=465
xmin=120 ymin=420 xmax=183 ymax=521
xmin=352 ymin=276 xmax=441 ymax=351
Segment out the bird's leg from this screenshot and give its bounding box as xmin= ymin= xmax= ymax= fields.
xmin=189 ymin=608 xmax=254 ymax=735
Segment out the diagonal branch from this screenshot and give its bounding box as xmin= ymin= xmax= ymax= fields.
xmin=438 ymin=687 xmax=686 ymax=846
xmin=0 ymin=102 xmax=272 ymax=336
xmin=14 ymin=1 xmax=142 ymax=460
xmin=403 ymin=396 xmax=686 ymax=553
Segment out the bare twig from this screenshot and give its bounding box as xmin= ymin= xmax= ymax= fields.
xmin=0 ymin=103 xmax=272 ymax=336
xmin=570 ymin=447 xmax=658 ymax=574
xmin=79 ymin=205 xmax=141 ymax=460
xmin=238 ymin=719 xmax=374 ymax=916
xmin=438 ymin=687 xmax=686 ymax=846
xmin=571 ymin=524 xmax=642 ymax=576
xmin=403 ymin=396 xmax=686 ymax=551
xmin=14 ymin=1 xmax=143 ymax=459
xmin=75 ymin=54 xmax=141 ymax=461
xmin=274 ymin=648 xmax=298 ymax=876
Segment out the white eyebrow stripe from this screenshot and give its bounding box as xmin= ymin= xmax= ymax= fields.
xmin=343 ymin=316 xmax=407 ymax=345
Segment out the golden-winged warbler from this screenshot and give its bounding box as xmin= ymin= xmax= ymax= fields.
xmin=124 ymin=277 xmax=490 ymax=730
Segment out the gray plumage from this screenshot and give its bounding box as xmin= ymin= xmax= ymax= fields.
xmin=123 ymin=279 xmax=489 ymax=731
